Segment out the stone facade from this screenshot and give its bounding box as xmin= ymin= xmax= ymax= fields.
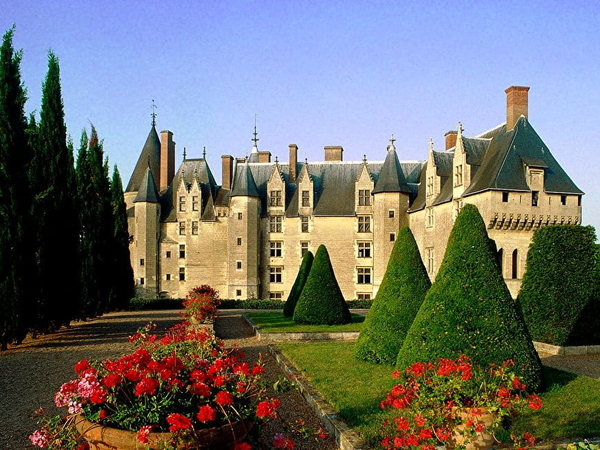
xmin=125 ymin=87 xmax=583 ymax=299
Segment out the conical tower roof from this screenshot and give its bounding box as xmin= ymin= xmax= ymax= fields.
xmin=373 ymin=143 xmax=411 ymax=194
xmin=133 ymin=167 xmax=160 ymax=203
xmin=126 ymin=126 xmax=161 ymax=192
xmin=230 ymin=162 xmax=260 ymax=198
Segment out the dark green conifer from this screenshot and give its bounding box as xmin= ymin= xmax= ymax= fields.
xmin=397 ymin=204 xmax=542 ymax=391
xmin=293 ymin=245 xmax=351 ymax=325
xmin=0 ymin=27 xmax=35 ymax=348
xmin=283 ymin=250 xmax=314 ymax=317
xmin=355 ymin=227 xmax=431 ymax=364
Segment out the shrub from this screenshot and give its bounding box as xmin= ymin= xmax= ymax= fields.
xmin=397 ymin=204 xmax=542 ymax=392
xmin=283 ymin=251 xmax=314 ymax=317
xmin=293 ymin=245 xmax=351 ymax=325
xmin=518 ymin=225 xmax=599 ymax=346
xmin=355 ymin=226 xmax=431 ymax=365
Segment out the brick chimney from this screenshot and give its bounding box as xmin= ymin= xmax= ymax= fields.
xmin=444 ymin=130 xmax=458 ymax=150
xmin=324 ymin=146 xmax=343 ymax=161
xmin=160 ymin=130 xmax=175 ymax=192
xmin=505 ymin=86 xmax=530 ymax=130
xmin=257 ymin=151 xmax=271 ymax=163
xmin=289 ymin=144 xmax=298 ymax=182
xmin=221 ymin=155 xmax=233 ymax=190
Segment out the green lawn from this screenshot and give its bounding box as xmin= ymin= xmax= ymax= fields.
xmin=277 ymin=341 xmax=600 ymax=448
xmin=245 ymin=311 xmax=364 ymax=333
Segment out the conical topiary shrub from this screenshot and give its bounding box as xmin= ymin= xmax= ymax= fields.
xmin=518 ymin=225 xmax=599 ymax=346
xmin=283 ymin=250 xmax=314 ymax=317
xmin=355 ymin=226 xmax=431 ymax=365
xmin=397 ymin=204 xmax=542 ymax=391
xmin=293 ymin=244 xmax=351 ymax=325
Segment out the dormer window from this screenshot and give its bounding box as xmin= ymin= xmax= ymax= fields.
xmin=192 ymin=195 xmax=199 ymax=211
xmin=179 ymin=196 xmax=186 ymax=212
xmin=455 ymin=165 xmax=463 ymax=186
xmin=358 ymin=189 xmax=371 ymax=206
xmin=427 ymin=176 xmax=434 ymax=197
xmin=269 ymin=190 xmax=282 ymax=207
xmin=301 ymin=190 xmax=310 ymax=207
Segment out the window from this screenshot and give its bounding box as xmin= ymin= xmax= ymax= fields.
xmin=179 ymin=221 xmax=186 ymax=235
xmin=358 ymin=242 xmax=371 ymax=258
xmin=532 ymin=191 xmax=539 ymax=207
xmin=390 ymin=233 xmax=396 ymax=242
xmin=426 ymin=207 xmax=434 ymax=228
xmin=269 ymin=266 xmax=282 ymax=283
xmin=358 ymin=189 xmax=371 ymax=206
xmin=357 ymin=267 xmax=372 ymax=284
xmin=427 ymin=176 xmax=434 ymax=197
xmin=237 ymin=212 xmax=243 ymax=220
xmin=166 ymin=251 xmax=171 ymax=258
xmin=237 ymin=237 xmax=242 ymax=246
xmin=191 ymin=221 xmax=198 ymax=235
xmin=179 ymin=267 xmax=185 ymax=281
xmin=270 ymin=190 xmax=282 ymax=207
xmin=388 ymin=210 xmax=395 ymax=218
xmin=301 ymin=241 xmax=309 ymax=257
xmin=140 ymin=277 xmax=144 ymax=285
xmin=301 ymin=190 xmax=310 ymax=207
xmin=560 ymin=195 xmax=567 ymax=206
xmin=512 ymin=249 xmax=518 ymax=279
xmin=179 ymin=244 xmax=185 ymax=259
xmin=502 ymin=192 xmax=509 ymax=203
xmin=179 ymin=196 xmax=186 ymax=212
xmin=455 ymin=164 xmax=463 ymax=186
xmin=426 ymin=247 xmax=434 ymax=273
xmin=497 ymin=249 xmax=503 ymax=276
xmin=140 ymin=258 xmax=144 ymax=266
xmin=269 ymin=216 xmax=282 ymax=233
xmin=269 ymin=292 xmax=283 ymax=300
xmin=357 ymin=293 xmax=371 ymax=300
xmin=301 ymin=216 xmax=309 ymax=233
xmin=236 ymin=261 xmax=242 ymax=270
xmin=270 ymin=241 xmax=282 ymax=257
xmin=166 ymin=274 xmax=171 ymax=281
xmin=236 ymin=289 xmax=242 ymax=297
xmin=192 ymin=195 xmax=199 ymax=211
xmin=358 ymin=216 xmax=371 ymax=233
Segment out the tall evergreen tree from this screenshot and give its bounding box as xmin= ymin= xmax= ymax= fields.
xmin=109 ymin=166 xmax=134 ymax=309
xmin=0 ymin=27 xmax=35 ymax=348
xmin=283 ymin=250 xmax=313 ymax=317
xmin=34 ymin=50 xmax=80 ymax=328
xmin=355 ymin=226 xmax=431 ymax=365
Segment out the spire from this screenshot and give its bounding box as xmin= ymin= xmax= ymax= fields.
xmin=429 ymin=137 xmax=434 ymax=153
xmin=373 ymin=139 xmax=411 ymax=194
xmin=125 ymin=125 xmax=161 ymax=193
xmin=203 ymin=146 xmax=207 ymax=159
xmin=134 ymin=167 xmax=160 ymax=203
xmin=183 ymin=147 xmax=187 ymax=160
xmin=248 ymin=114 xmax=260 ymax=163
xmin=457 ymin=121 xmax=463 ymax=138
xmin=230 ymin=159 xmax=260 ymax=198
xmin=388 ymin=133 xmax=396 ymax=152
xmin=151 ymin=100 xmax=157 ymax=127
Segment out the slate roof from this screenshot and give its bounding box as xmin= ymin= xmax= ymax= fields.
xmin=133 ymin=168 xmax=160 ymax=203
xmin=230 ymin=162 xmax=260 ymax=198
xmin=126 ymin=127 xmax=161 ymax=193
xmin=372 ymin=148 xmax=412 ymax=194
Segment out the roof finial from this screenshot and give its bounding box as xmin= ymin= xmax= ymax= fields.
xmin=363 ymin=154 xmax=367 ymax=163
xmin=203 ymin=146 xmax=206 ymax=159
xmin=429 ymin=137 xmax=434 ymax=152
xmin=275 ymin=155 xmax=279 ymax=164
xmin=251 ymin=113 xmax=259 ymax=152
xmin=388 ymin=133 xmax=396 ymax=152
xmin=457 ymin=121 xmax=463 ymax=137
xmin=183 ymin=147 xmax=187 ymax=160
xmin=151 ymin=100 xmax=157 ymax=127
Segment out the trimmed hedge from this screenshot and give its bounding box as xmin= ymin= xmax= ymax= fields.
xmin=283 ymin=250 xmax=314 ymax=317
xmin=293 ymin=244 xmax=352 ymax=325
xmin=518 ymin=225 xmax=599 ymax=346
xmin=355 ymin=226 xmax=431 ymax=365
xmin=397 ymin=204 xmax=543 ymax=391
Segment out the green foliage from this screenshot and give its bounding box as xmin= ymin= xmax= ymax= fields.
xmin=355 ymin=226 xmax=431 ymax=365
xmin=397 ymin=204 xmax=542 ymax=391
xmin=518 ymin=225 xmax=599 ymax=346
xmin=346 ymin=299 xmax=373 ymax=309
xmin=283 ymin=250 xmax=314 ymax=317
xmin=293 ymin=244 xmax=351 ymax=325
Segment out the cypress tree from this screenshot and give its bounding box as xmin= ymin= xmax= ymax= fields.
xmin=109 ymin=166 xmax=133 ymax=309
xmin=35 ymin=50 xmax=80 ymax=327
xmin=0 ymin=27 xmax=35 ymax=348
xmin=355 ymin=227 xmax=431 ymax=365
xmin=293 ymin=245 xmax=351 ymax=325
xmin=283 ymin=250 xmax=314 ymax=317
xmin=397 ymin=204 xmax=542 ymax=391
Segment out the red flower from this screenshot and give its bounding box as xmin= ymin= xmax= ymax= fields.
xmin=395 ymin=416 xmax=410 ymax=430
xmin=419 ymin=428 xmax=433 ymax=439
xmin=134 ymin=377 xmax=159 ymax=396
xmin=102 ymin=373 xmax=122 ymax=388
xmin=273 ymin=433 xmax=295 ymax=449
xmin=234 ymin=443 xmax=252 ymax=450
xmin=216 ymin=391 xmax=234 ymax=406
xmin=256 ymin=399 xmax=280 ymax=419
xmin=512 ymin=377 xmax=527 ymax=391
xmin=197 ymin=405 xmax=217 ymax=423
xmin=137 ymin=425 xmax=152 ymax=443
xmin=251 ymin=365 xmax=265 ymax=375
xmin=527 ymin=394 xmax=543 ymax=410
xmin=166 ymin=413 xmax=192 ymax=432
xmin=75 ymin=360 xmax=90 ymax=373
xmin=190 ymin=382 xmax=211 ymax=397
xmin=98 ymin=410 xmax=107 ymax=419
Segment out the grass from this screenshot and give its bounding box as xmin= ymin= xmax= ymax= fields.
xmin=277 ymin=341 xmax=600 ymax=448
xmin=245 ymin=311 xmax=364 ymax=333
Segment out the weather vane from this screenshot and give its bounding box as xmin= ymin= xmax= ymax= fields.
xmin=151 ymin=100 xmax=157 ymax=127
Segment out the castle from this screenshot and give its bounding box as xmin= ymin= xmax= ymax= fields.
xmin=124 ymin=86 xmax=583 ymax=300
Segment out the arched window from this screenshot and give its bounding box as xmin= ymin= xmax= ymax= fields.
xmin=497 ymin=249 xmax=504 ymax=276
xmin=512 ymin=249 xmax=518 ymax=279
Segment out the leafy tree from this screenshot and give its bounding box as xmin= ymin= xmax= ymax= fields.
xmin=518 ymin=225 xmax=599 ymax=346
xmin=0 ymin=27 xmax=35 ymax=348
xmin=33 ymin=50 xmax=80 ymax=328
xmin=355 ymin=227 xmax=431 ymax=364
xmin=109 ymin=166 xmax=134 ymax=309
xmin=397 ymin=204 xmax=542 ymax=391
xmin=283 ymin=250 xmax=313 ymax=317
xmin=293 ymin=245 xmax=351 ymax=325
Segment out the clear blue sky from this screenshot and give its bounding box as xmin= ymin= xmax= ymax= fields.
xmin=3 ymin=0 xmax=599 ymax=232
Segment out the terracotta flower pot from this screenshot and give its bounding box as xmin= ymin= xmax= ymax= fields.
xmin=74 ymin=415 xmax=252 ymax=450
xmin=448 ymin=407 xmax=496 ymax=450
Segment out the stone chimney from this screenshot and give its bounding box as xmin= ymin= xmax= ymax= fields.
xmin=324 ymin=146 xmax=343 ymax=161
xmin=289 ymin=144 xmax=298 ymax=182
xmin=505 ymin=86 xmax=530 ymax=130
xmin=257 ymin=151 xmax=271 ymax=163
xmin=160 ymin=130 xmax=175 ymax=193
xmin=444 ymin=130 xmax=458 ymax=150
xmin=221 ymin=155 xmax=233 ymax=190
